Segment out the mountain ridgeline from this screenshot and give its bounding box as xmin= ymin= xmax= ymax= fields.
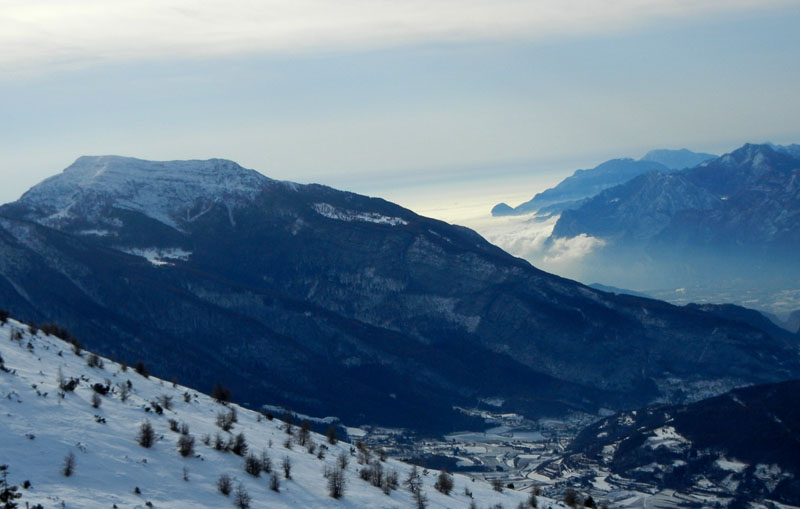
xmin=0 ymin=155 xmax=798 ymax=433
xmin=491 ymin=149 xmax=716 ymax=217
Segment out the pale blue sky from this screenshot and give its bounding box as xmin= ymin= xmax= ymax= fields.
xmin=2 ymin=1 xmax=799 ymax=212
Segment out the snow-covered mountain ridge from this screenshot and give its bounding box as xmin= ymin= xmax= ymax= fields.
xmin=0 ymin=315 xmax=547 ymax=508
xmin=15 ymin=156 xmax=276 ymax=231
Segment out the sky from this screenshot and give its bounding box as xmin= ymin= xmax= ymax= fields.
xmin=2 ymin=0 xmax=800 ymax=218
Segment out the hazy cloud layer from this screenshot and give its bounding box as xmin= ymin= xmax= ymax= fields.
xmin=2 ymin=0 xmax=795 ymax=74
xmin=456 ymin=211 xmax=606 ymax=281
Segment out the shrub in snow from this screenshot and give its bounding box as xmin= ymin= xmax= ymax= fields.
xmin=337 ymin=452 xmax=349 ymax=471
xmin=283 ymin=413 xmax=295 ymax=435
xmin=269 ymin=474 xmax=280 ymax=492
xmin=177 ymin=434 xmax=195 ymax=457
xmin=86 ymin=353 xmax=104 ymax=369
xmin=297 ymin=419 xmax=311 ymax=446
xmin=58 ymin=371 xmax=78 ymax=392
xmin=62 ymin=452 xmax=76 ymax=477
xmin=91 ymin=383 xmax=110 ymax=395
xmin=260 ymin=450 xmax=272 ymax=473
xmin=435 ymin=470 xmax=454 ymax=495
xmin=213 ymin=433 xmax=228 ymax=452
xmin=230 ymin=433 xmax=247 ymax=456
xmin=0 ymin=309 xmax=9 ymax=324
xmin=168 ymin=419 xmax=179 ymax=432
xmin=1 ymin=464 xmax=22 ymax=507
xmin=234 ymin=483 xmax=251 ymax=509
xmin=360 ymin=460 xmax=383 ymax=488
xmin=282 ymin=456 xmax=292 ymax=479
xmin=117 ymin=382 xmax=130 ymax=402
xmin=157 ymin=394 xmax=173 ymax=410
xmin=326 ymin=425 xmax=337 ymax=444
xmin=244 ymin=453 xmax=261 ymax=477
xmin=405 ymin=465 xmax=422 ymax=494
xmin=91 ymin=392 xmax=102 ymax=409
xmin=216 ymin=474 xmax=232 ymax=496
xmin=211 ymin=383 xmax=231 ymax=403
xmin=134 ymin=361 xmax=148 ymax=377
xmin=370 ymin=461 xmax=383 ymax=487
xmin=137 ymin=420 xmax=155 ymax=448
xmin=326 ymin=465 xmax=346 ymax=499
xmin=492 ymin=478 xmax=504 ymax=492
xmin=386 ymin=469 xmax=399 ymax=491
xmin=40 ymin=323 xmax=74 ymax=342
xmin=414 ymin=487 xmax=429 ymax=509
xmin=215 ymin=409 xmax=235 ymax=432
xmin=357 ymin=446 xmax=371 ymax=465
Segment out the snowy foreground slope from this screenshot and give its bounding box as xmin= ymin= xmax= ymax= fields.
xmin=0 ymin=318 xmax=551 ymax=509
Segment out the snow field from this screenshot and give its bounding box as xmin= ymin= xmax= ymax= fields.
xmin=0 ymin=318 xmax=555 ymax=509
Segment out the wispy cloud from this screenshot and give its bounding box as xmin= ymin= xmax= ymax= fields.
xmin=2 ymin=0 xmax=793 ymax=75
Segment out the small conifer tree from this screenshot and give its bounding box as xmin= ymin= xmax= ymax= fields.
xmin=234 ymin=483 xmax=251 ymax=509
xmin=217 ymin=474 xmax=232 ymax=495
xmin=137 ymin=420 xmax=155 ymax=448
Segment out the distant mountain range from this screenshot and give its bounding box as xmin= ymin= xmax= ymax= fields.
xmin=488 ymin=143 xmax=800 ymax=315
xmin=1 ymin=155 xmax=798 ymax=433
xmin=491 ymin=149 xmax=715 ymax=216
xmin=553 ymin=143 xmax=800 ymax=253
xmin=565 ymin=379 xmax=800 ymax=505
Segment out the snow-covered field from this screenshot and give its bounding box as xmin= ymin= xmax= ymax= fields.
xmin=0 ymin=316 xmax=553 ymax=508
